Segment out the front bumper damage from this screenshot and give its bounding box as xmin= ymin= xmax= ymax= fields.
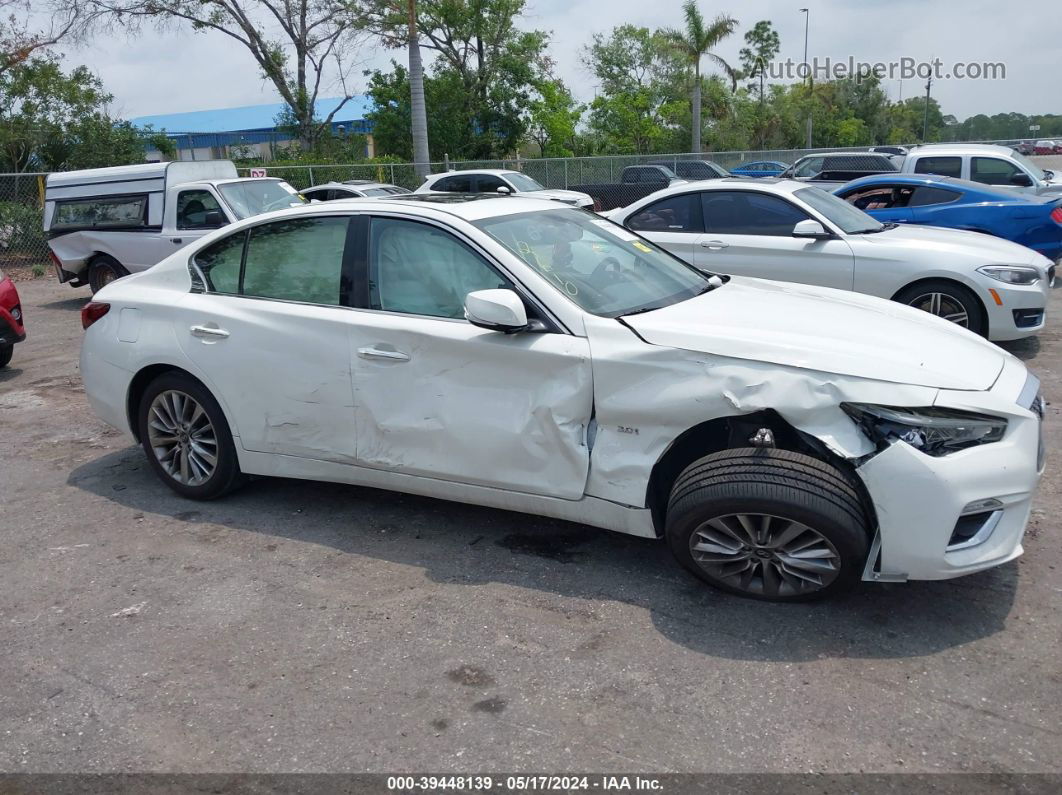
xmin=855 ymin=360 xmax=1043 ymax=581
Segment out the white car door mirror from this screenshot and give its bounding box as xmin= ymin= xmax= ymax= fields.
xmin=464 ymin=289 xmax=528 ymax=332
xmin=496 ymin=185 xmax=512 ymax=194
xmin=792 ymin=219 xmax=831 ymax=239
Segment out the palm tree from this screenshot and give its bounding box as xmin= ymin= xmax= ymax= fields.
xmin=406 ymin=0 xmax=430 ymax=180
xmin=660 ymin=2 xmax=738 ymax=153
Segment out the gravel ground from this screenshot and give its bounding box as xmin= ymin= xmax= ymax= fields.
xmin=1 ymin=276 xmax=1060 ymax=774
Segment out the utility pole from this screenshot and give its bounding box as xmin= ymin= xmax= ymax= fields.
xmin=922 ymin=75 xmax=932 ymax=142
xmin=800 ymin=8 xmax=812 ymax=149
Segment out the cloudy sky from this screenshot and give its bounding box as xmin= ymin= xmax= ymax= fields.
xmin=46 ymin=0 xmax=1057 ymax=124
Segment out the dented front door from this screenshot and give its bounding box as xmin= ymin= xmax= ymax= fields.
xmin=348 ymin=311 xmax=593 ymax=499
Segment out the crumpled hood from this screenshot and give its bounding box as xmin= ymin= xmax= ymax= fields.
xmin=624 ymin=276 xmax=1007 ymax=390
xmin=857 ymin=224 xmax=1048 ymax=266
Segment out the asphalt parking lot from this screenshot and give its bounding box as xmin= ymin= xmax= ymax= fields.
xmin=1 ymin=275 xmax=1061 ymax=774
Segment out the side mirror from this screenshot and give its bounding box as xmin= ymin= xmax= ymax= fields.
xmin=495 ymin=185 xmax=512 ymax=194
xmin=792 ymin=219 xmax=831 ymax=239
xmin=1009 ymin=173 xmax=1034 ymax=187
xmin=204 ymin=210 xmax=228 ymax=227
xmin=464 ymin=289 xmax=528 ymax=332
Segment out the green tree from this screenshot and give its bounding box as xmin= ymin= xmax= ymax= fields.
xmin=659 ymin=1 xmax=737 ymax=153
xmin=1 ymin=0 xmax=81 ymax=78
xmin=526 ymin=78 xmax=583 ymax=156
xmin=738 ymin=20 xmax=779 ymax=147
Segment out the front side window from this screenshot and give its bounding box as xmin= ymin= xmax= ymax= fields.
xmin=627 ymin=193 xmax=704 ymax=232
xmin=217 ymin=180 xmax=306 ymax=219
xmin=971 ymin=157 xmax=1023 ymax=186
xmin=52 ymin=195 xmax=146 ymax=230
xmin=503 ymin=173 xmax=545 ymax=192
xmin=475 ymin=208 xmax=709 ymax=318
xmin=475 ymin=175 xmax=509 ymax=193
xmin=177 ymin=189 xmax=225 ymax=230
xmin=792 ymin=157 xmax=824 ymax=178
xmin=913 ymin=157 xmax=962 ymax=178
xmin=369 ymin=217 xmax=510 ymax=319
xmin=242 ymin=217 xmax=348 ymax=305
xmin=702 ymin=191 xmax=809 ymax=235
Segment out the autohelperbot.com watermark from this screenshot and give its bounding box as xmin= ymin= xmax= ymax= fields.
xmin=762 ymin=56 xmax=1006 ymax=82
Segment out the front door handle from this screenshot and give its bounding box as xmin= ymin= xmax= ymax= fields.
xmin=190 ymin=325 xmax=230 ymax=339
xmin=700 ymin=240 xmax=729 ymax=250
xmin=171 ymin=237 xmax=183 ymax=244
xmin=358 ymin=346 xmax=410 ymax=362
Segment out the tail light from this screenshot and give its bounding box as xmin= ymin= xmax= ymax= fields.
xmin=1051 ymin=206 xmax=1062 ymax=225
xmin=81 ymin=302 xmax=110 ymax=329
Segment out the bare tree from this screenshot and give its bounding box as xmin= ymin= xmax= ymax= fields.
xmin=67 ymin=0 xmax=371 ymax=146
xmin=1 ymin=0 xmax=81 ymax=78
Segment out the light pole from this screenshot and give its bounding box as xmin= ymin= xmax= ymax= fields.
xmin=800 ymin=8 xmax=812 ymax=148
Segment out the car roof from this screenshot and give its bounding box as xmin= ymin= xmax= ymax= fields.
xmin=736 ymin=160 xmax=786 ymax=166
xmin=425 ymin=169 xmax=519 ymax=179
xmin=838 ymin=174 xmax=1055 ymax=203
xmin=240 ymin=192 xmax=575 ymax=223
xmin=305 ymin=181 xmax=401 ymax=191
xmin=907 ymin=143 xmax=1015 ymax=156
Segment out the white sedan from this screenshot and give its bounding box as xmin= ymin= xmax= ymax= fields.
xmin=80 ymin=195 xmax=1043 ymax=601
xmin=416 ymin=168 xmax=594 ymax=209
xmin=607 ymin=178 xmax=1052 ymax=341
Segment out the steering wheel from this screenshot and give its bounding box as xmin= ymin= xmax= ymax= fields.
xmin=591 ymin=256 xmax=625 ymax=281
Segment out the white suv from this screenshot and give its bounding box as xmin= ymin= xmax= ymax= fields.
xmin=79 ymin=195 xmax=1044 ymax=601
xmin=416 ymin=168 xmax=594 ymax=208
xmin=608 ymin=178 xmax=1051 ymax=341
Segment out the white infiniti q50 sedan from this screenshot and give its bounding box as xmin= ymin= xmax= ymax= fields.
xmin=79 ymin=194 xmax=1045 ymax=601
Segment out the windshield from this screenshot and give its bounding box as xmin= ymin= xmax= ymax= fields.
xmin=218 ymin=180 xmax=306 ymax=219
xmin=475 ymin=208 xmax=711 ymax=317
xmin=505 ymin=173 xmax=546 ymax=192
xmin=795 ymin=186 xmax=884 ymax=234
xmin=1011 ymin=151 xmax=1045 ymax=181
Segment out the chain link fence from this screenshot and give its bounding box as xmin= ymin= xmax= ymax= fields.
xmin=0 ymin=172 xmax=49 ymax=275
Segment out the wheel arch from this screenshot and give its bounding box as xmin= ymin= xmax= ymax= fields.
xmin=644 ymin=409 xmax=876 ymax=538
xmin=126 ymin=364 xmax=238 ymax=444
xmin=890 ymin=275 xmax=989 ymax=330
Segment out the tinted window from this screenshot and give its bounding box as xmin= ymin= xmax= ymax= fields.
xmin=52 ymin=195 xmax=146 ymax=229
xmin=841 ymin=185 xmax=913 ymax=210
xmin=194 ymin=231 xmax=244 ymax=294
xmin=702 ymin=192 xmax=808 ymax=235
xmin=627 ymin=193 xmax=704 ymax=232
xmin=369 ymin=217 xmax=509 ymax=319
xmin=434 ymin=175 xmax=472 ymax=192
xmin=302 ymin=188 xmax=331 ymax=202
xmin=476 ymin=175 xmax=509 ymax=193
xmin=177 ymin=189 xmax=225 ymax=229
xmin=913 ymin=157 xmax=962 ymax=178
xmin=971 ymin=157 xmax=1023 ymax=186
xmin=241 ymin=217 xmax=348 ymax=305
xmin=909 ymin=186 xmax=962 ymax=207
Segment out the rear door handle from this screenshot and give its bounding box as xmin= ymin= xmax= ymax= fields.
xmin=171 ymin=237 xmax=183 ymax=244
xmin=190 ymin=325 xmax=230 ymax=339
xmin=358 ymin=346 xmax=410 ymax=362
xmin=700 ymin=240 xmax=729 ymax=250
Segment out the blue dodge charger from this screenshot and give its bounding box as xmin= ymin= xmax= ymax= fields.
xmin=835 ymin=174 xmax=1062 ymax=266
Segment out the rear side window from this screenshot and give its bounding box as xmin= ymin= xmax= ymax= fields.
xmin=909 ymin=186 xmax=962 ymax=207
xmin=52 ymin=195 xmax=147 ymax=229
xmin=702 ymin=191 xmax=808 ymax=235
xmin=627 ymin=193 xmax=704 ymax=232
xmin=913 ymin=157 xmax=962 ymax=178
xmin=193 ymin=217 xmax=349 ymax=305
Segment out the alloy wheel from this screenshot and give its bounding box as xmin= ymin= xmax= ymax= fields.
xmin=906 ymin=292 xmax=969 ymax=327
xmin=147 ymin=390 xmax=218 ymax=486
xmin=688 ymin=513 xmax=841 ymax=597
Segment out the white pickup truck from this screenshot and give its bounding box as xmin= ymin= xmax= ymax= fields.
xmin=45 ymin=160 xmax=305 ymax=292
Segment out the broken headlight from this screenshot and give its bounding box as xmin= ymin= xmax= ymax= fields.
xmin=842 ymin=404 xmax=1007 ymax=457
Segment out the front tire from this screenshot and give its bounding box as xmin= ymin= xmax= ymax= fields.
xmin=137 ymin=371 xmax=243 ymax=500
xmin=894 ymin=279 xmax=985 ymax=336
xmin=88 ymin=255 xmax=129 ymax=294
xmin=666 ymin=448 xmax=870 ymax=601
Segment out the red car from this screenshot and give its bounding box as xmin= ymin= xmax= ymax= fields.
xmin=0 ymin=271 xmax=26 ymax=368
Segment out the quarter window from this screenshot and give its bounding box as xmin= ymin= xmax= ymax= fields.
xmin=193 ymin=231 xmax=245 ymax=294
xmin=913 ymin=157 xmax=962 ymax=178
xmin=909 ymin=186 xmax=961 ymax=207
xmin=702 ymin=192 xmax=809 ymax=235
xmin=627 ymin=193 xmax=704 ymax=232
xmin=971 ymin=157 xmax=1023 ymax=186
xmin=368 ymin=217 xmax=510 ymax=319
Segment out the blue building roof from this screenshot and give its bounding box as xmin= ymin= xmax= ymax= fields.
xmin=131 ymin=96 xmax=374 ymax=133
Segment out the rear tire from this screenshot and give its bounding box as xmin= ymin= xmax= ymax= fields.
xmin=88 ymin=255 xmax=129 ymax=294
xmin=0 ymin=344 xmax=12 ymax=369
xmin=665 ymin=448 xmax=870 ymax=601
xmin=894 ymin=279 xmax=985 ymax=336
xmin=137 ymin=371 xmax=244 ymax=500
